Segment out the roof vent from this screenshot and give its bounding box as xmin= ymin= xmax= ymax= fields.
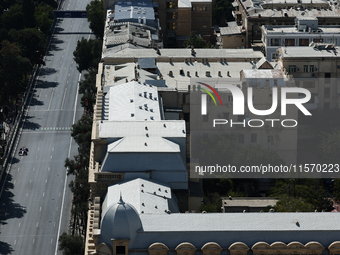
xmin=150 ymin=109 xmax=153 ymax=112
xmin=154 ymin=97 xmax=157 ymax=101
xmin=144 ymin=104 xmax=147 ymax=107
xmin=130 ymin=99 xmax=134 ymax=103
xmin=145 ymin=142 xmax=147 ymax=146
xmin=146 ymin=133 xmax=149 ymax=137
xmin=165 ymin=190 xmax=168 ymax=193
xmin=142 ymin=203 xmax=145 ymax=206
xmin=131 ymin=113 xmax=134 ymax=117
xmin=145 ymin=126 xmax=148 ymax=130
xmin=141 ymin=211 xmax=144 ymax=213
xmin=163 ymin=124 xmax=166 ymax=127
xmin=150 ymin=116 xmax=154 ymax=120
xmin=141 ymin=189 xmax=144 ymax=192
xmin=139 ymin=106 xmax=143 ymax=109
xmin=154 ymin=191 xmax=156 ymax=194
xmin=141 ymin=184 xmax=144 ymax=187
xmin=139 ymin=93 xmax=142 ymax=97
xmin=158 ymin=188 xmax=161 ymax=191
xmin=144 ymin=92 xmax=147 ymax=98
xmin=155 ymin=205 xmax=158 ymax=209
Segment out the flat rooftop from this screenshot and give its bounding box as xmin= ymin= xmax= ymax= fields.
xmin=262 ymin=25 xmax=340 ymax=34
xmin=280 ymin=46 xmax=340 ymax=58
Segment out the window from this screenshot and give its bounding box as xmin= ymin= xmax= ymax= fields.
xmin=270 ymin=38 xmax=281 ymax=46
xmin=272 ymin=52 xmax=279 ymax=60
xmin=309 ymin=65 xmax=314 ymax=72
xmin=313 ymin=38 xmax=323 ymax=43
xmin=274 ymin=80 xmax=278 ymax=87
xmin=267 ymin=136 xmax=274 ymax=143
xmin=324 ymin=87 xmax=330 ymax=98
xmin=203 ymin=21 xmax=207 ymax=28
xmin=238 ymin=134 xmax=244 ymax=144
xmin=285 ymin=38 xmax=295 ymax=46
xmin=167 ymin=22 xmax=177 ymax=30
xmin=325 ymin=73 xmax=331 ymax=83
xmin=228 ymin=95 xmax=233 ymax=102
xmin=203 ymin=115 xmax=208 ymax=122
xmin=116 ymin=246 xmax=126 ymax=255
xmin=299 ymin=38 xmax=309 ymax=46
xmin=304 ymin=65 xmax=308 ymax=72
xmin=167 ymin=2 xmax=177 ymax=8
xmin=251 ymin=133 xmax=257 ymax=143
xmin=289 ymin=65 xmax=297 ymax=73
xmin=204 ymin=6 xmax=207 ymax=11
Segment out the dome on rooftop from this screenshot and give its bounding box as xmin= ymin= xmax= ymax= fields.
xmin=100 ymin=196 xmax=142 ymax=247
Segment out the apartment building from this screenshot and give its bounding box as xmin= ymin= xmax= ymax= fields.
xmin=104 ymin=0 xmax=212 ymax=47
xmin=262 ymin=18 xmax=340 ymax=61
xmin=232 ymin=0 xmax=340 ymax=47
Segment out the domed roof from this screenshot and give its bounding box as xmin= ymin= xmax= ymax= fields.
xmin=99 ymin=195 xmax=142 ymax=248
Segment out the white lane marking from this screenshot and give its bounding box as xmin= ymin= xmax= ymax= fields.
xmin=38 ymin=147 xmax=39 ymax=151
xmin=51 ymin=239 xmax=53 ymax=244
xmin=14 ymin=240 xmax=16 ymax=245
xmin=46 ymin=179 xmax=48 ymax=183
xmin=36 ymin=156 xmax=38 ymax=159
xmin=36 ymin=222 xmax=39 ymax=227
xmin=48 ymin=88 xmax=55 ymax=110
xmin=52 ymin=147 xmax=54 ymax=151
xmin=17 ymin=168 xmax=20 ymax=172
xmin=33 ymin=167 xmax=35 ymax=171
xmin=54 ymin=222 xmax=56 ymax=227
xmin=14 ymin=180 xmax=16 ymax=185
xmin=18 ymin=223 xmax=21 ymax=228
xmin=55 ymin=71 xmax=82 ymax=255
xmin=48 ymin=167 xmax=50 ymax=171
xmin=30 ymin=180 xmax=32 ymax=183
xmin=43 ymin=192 xmax=45 ymax=197
xmin=33 ymin=239 xmax=35 ymax=244
xmin=59 ymin=192 xmax=61 ymax=197
xmin=39 ymin=207 xmax=42 ymax=211
xmin=51 ymin=155 xmax=53 ymax=159
xmin=26 ymin=193 xmax=28 ymax=197
xmin=61 ymin=88 xmax=67 ymax=110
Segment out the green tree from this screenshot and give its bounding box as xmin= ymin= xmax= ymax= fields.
xmin=9 ymin=28 xmax=47 ymax=65
xmin=319 ymin=128 xmax=340 ymax=163
xmin=34 ymin=3 xmax=54 ymax=35
xmin=1 ymin=4 xmax=25 ymax=31
xmin=233 ymin=144 xmax=285 ymax=167
xmin=58 ymin=233 xmax=84 ymax=255
xmin=333 ymin=179 xmax=340 ymax=203
xmin=269 ymin=179 xmax=333 ymax=212
xmin=0 ymin=40 xmax=31 ymax=104
xmin=23 ymin=0 xmax=35 ymax=28
xmin=86 ymin=0 xmax=104 ymax=39
xmin=73 ymin=38 xmax=102 ymax=72
xmin=71 ymin=113 xmax=93 ymax=154
xmin=79 ymin=69 xmax=97 ymax=113
xmin=183 ymin=32 xmax=211 ymax=48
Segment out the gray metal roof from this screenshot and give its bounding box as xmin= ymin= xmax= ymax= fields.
xmin=222 ymin=197 xmax=278 ymax=207
xmin=280 ymin=46 xmax=340 ymax=58
xmin=138 ymin=58 xmax=156 ymax=69
xmin=220 ymin=26 xmax=244 ymax=36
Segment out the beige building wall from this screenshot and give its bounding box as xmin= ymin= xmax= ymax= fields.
xmin=222 ymin=34 xmax=246 ymax=48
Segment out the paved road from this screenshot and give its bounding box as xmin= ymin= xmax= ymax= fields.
xmin=0 ymin=0 xmax=94 ymax=254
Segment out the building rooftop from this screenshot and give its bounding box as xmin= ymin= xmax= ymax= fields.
xmin=102 ymin=178 xmax=179 ymax=216
xmin=220 ymin=25 xmax=245 ymax=35
xmin=241 ymin=69 xmax=285 ymax=79
xmin=114 ymin=0 xmax=155 ymax=24
xmin=102 ymin=48 xmax=264 ymax=60
xmin=279 ymin=46 xmax=340 ymax=58
xmin=139 ymin=212 xmax=340 ymax=232
xmin=98 ymin=120 xmax=186 ymax=139
xmin=262 ymin=25 xmax=340 ymax=34
xmin=103 ymin=81 xmax=162 ymax=121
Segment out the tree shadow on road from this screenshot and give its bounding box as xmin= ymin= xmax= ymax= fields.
xmin=0 ymin=241 xmax=13 ymax=255
xmin=35 ymin=80 xmax=59 ymax=89
xmin=39 ymin=67 xmax=57 ymax=76
xmin=0 ymin=174 xmax=26 ymax=254
xmin=22 ymin=116 xmax=41 ymax=130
